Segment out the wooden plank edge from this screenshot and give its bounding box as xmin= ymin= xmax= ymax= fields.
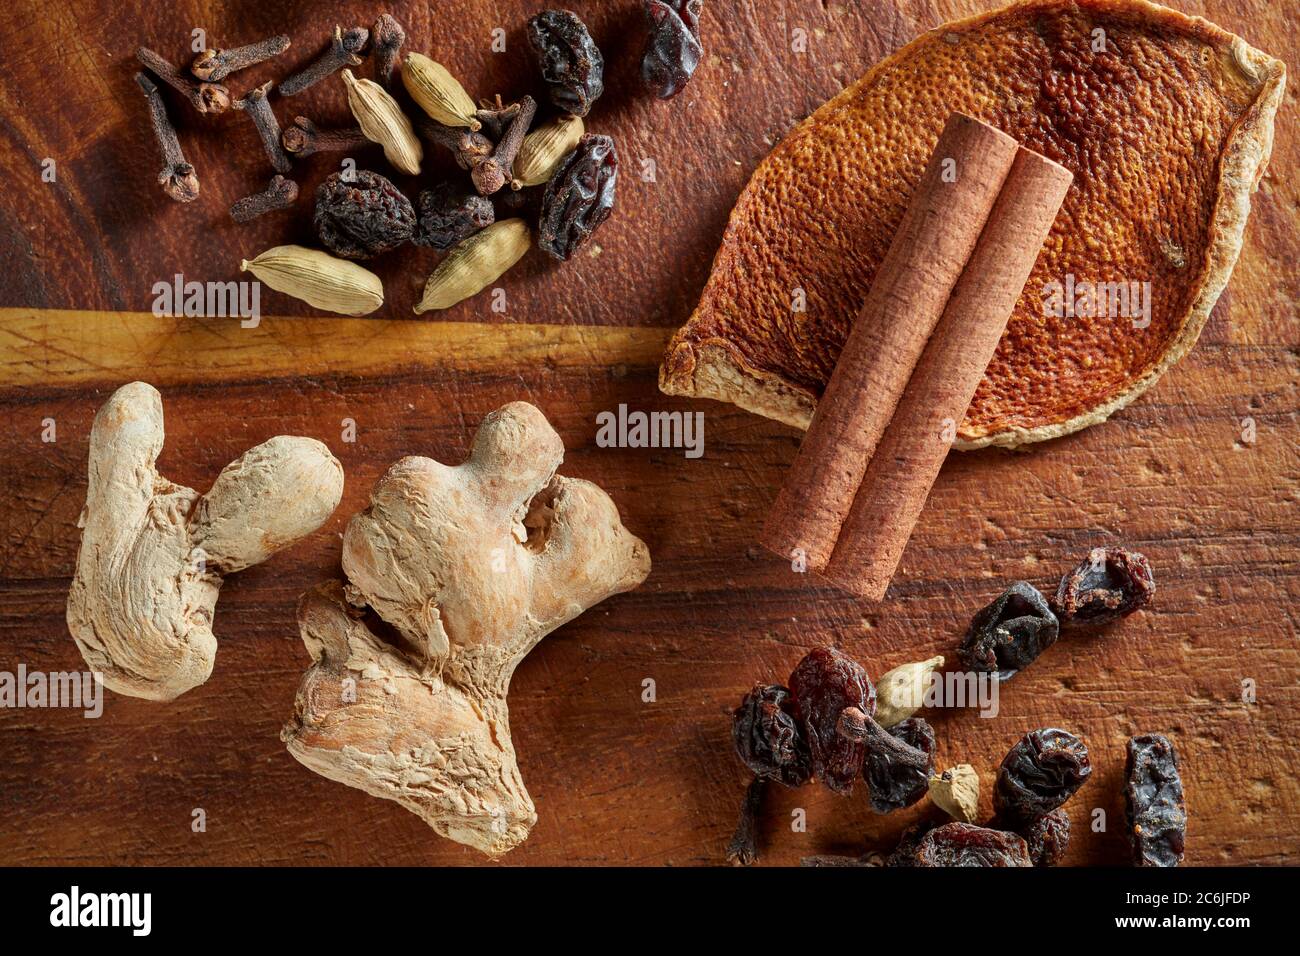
xmin=0 ymin=308 xmax=673 ymax=390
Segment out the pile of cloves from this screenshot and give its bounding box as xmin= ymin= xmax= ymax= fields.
xmin=134 ymin=5 xmax=707 ymax=316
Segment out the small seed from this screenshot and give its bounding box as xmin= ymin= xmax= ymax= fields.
xmin=512 ymin=115 xmax=584 ymax=189
xmin=342 ymin=69 xmax=422 ymax=175
xmin=929 ymin=765 xmax=981 ymax=823
xmin=414 ymin=218 xmax=530 ymax=313
xmin=875 ymin=655 xmax=944 ymax=727
xmin=401 ymin=53 xmax=481 ymax=130
xmin=241 ymin=244 xmax=384 ymax=316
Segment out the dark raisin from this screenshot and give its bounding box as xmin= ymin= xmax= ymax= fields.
xmin=788 ymin=646 xmax=875 ymax=795
xmin=641 ymin=0 xmax=703 ymax=99
xmin=887 ymin=819 xmax=940 ymax=867
xmin=994 ymin=728 xmax=1092 ymax=821
xmin=997 ymin=808 xmax=1071 ymax=866
xmin=527 ymin=10 xmax=604 ymax=117
xmin=908 ymin=822 xmax=1033 ymax=867
xmin=958 ymin=581 xmax=1059 ymax=681
xmin=1054 ymin=548 xmax=1155 ymax=627
xmin=413 ymin=182 xmax=495 ymax=251
xmin=864 ymin=717 xmax=935 ymax=813
xmin=314 ymin=170 xmax=415 ymax=260
xmin=538 ymin=133 xmax=617 ymax=261
xmin=730 ymin=683 xmax=812 ymax=788
xmin=1125 ymin=733 xmax=1186 ymax=867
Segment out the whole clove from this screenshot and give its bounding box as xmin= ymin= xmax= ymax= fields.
xmin=370 ymin=14 xmax=405 ymax=90
xmin=191 ymin=34 xmax=290 ymax=82
xmin=470 ymin=95 xmax=537 ymax=196
xmin=234 ymin=81 xmax=292 ymax=174
xmin=282 ymin=116 xmax=370 ymax=157
xmin=279 ymin=25 xmax=369 ymax=96
xmin=230 ymin=175 xmax=298 ymax=223
xmin=475 ymin=94 xmax=522 ymax=140
xmin=414 ymin=115 xmax=494 ymax=171
xmin=724 ymin=777 xmax=766 ymax=866
xmin=136 ymin=46 xmax=229 ymax=114
xmin=134 ymin=72 xmax=199 ymax=202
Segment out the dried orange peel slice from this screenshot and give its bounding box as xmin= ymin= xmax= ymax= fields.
xmin=659 ymin=0 xmax=1284 ymax=448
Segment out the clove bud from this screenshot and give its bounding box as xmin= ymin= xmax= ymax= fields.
xmin=230 ymin=175 xmax=298 ymax=223
xmin=234 ymin=81 xmax=292 ymax=175
xmin=191 ymin=34 xmax=290 ymax=82
xmin=137 ymin=46 xmax=229 ymax=114
xmin=280 ymin=25 xmax=369 ymax=96
xmin=134 ymin=72 xmax=199 ymax=202
xmin=282 ymin=116 xmax=370 ymax=157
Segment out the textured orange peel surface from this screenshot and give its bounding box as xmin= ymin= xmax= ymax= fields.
xmin=659 ymin=0 xmax=1285 ymax=447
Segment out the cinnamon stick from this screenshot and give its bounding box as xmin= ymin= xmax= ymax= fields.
xmin=824 ymin=147 xmax=1073 ymax=598
xmin=761 ymin=113 xmax=1019 ymax=571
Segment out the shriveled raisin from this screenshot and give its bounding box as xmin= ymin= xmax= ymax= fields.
xmin=886 ymin=819 xmax=940 ymax=867
xmin=527 ymin=10 xmax=604 ymax=117
xmin=909 ymin=823 xmax=1033 ymax=867
xmin=1054 ymin=548 xmax=1155 ymax=627
xmin=538 ymin=133 xmax=617 ymax=261
xmin=864 ymin=717 xmax=935 ymax=813
xmin=641 ymin=0 xmax=703 ymax=99
xmin=1014 ymin=808 xmax=1071 ymax=866
xmin=731 ymin=683 xmax=812 ymax=788
xmin=994 ymin=728 xmax=1092 ymax=821
xmin=314 ymin=170 xmax=415 ymax=260
xmin=413 ymin=182 xmax=495 ymax=250
xmin=958 ymin=581 xmax=1059 ymax=681
xmin=1125 ymin=733 xmax=1186 ymax=867
xmin=788 ymin=646 xmax=875 ymax=794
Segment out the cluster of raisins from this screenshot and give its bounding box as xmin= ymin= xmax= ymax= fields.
xmin=727 ymin=646 xmax=936 ymax=865
xmin=959 ymin=548 xmax=1155 ymax=682
xmin=887 ymin=727 xmax=1091 ymax=868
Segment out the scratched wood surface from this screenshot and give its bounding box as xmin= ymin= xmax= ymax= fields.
xmin=0 ymin=0 xmax=1296 ymax=866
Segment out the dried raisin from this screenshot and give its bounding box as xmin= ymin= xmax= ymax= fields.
xmin=413 ymin=182 xmax=495 ymax=251
xmin=864 ymin=717 xmax=935 ymax=813
xmin=788 ymin=646 xmax=875 ymax=794
xmin=1125 ymin=733 xmax=1186 ymax=867
xmin=958 ymin=581 xmax=1059 ymax=682
xmin=314 ymin=170 xmax=415 ymax=260
xmin=538 ymin=133 xmax=617 ymax=261
xmin=994 ymin=728 xmax=1092 ymax=821
xmin=1054 ymin=548 xmax=1155 ymax=627
xmin=527 ymin=10 xmax=604 ymax=117
xmin=908 ymin=822 xmax=1033 ymax=867
xmin=731 ymin=683 xmax=811 ymax=788
xmin=641 ymin=0 xmax=703 ymax=99
xmin=1015 ymin=808 xmax=1071 ymax=866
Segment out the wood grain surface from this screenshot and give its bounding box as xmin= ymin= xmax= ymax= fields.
xmin=0 ymin=0 xmax=1296 ymax=866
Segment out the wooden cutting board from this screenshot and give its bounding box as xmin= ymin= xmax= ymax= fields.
xmin=0 ymin=0 xmax=1295 ymax=865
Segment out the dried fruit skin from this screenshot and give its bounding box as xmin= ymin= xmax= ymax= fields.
xmin=527 ymin=10 xmax=604 ymax=117
xmin=1015 ymin=808 xmax=1071 ymax=866
xmin=910 ymin=823 xmax=1032 ymax=867
xmin=731 ymin=683 xmax=812 ymax=788
xmin=539 ymin=134 xmax=617 ymax=261
xmin=994 ymin=728 xmax=1092 ymax=821
xmin=414 ymin=182 xmax=495 ymax=250
xmin=865 ymin=717 xmax=935 ymax=813
xmin=1054 ymin=548 xmax=1155 ymax=627
xmin=958 ymin=581 xmax=1059 ymax=681
xmin=788 ymin=646 xmax=875 ymax=794
xmin=1126 ymin=733 xmax=1186 ymax=867
xmin=641 ymin=0 xmax=703 ymax=99
xmin=314 ymin=170 xmax=415 ymax=260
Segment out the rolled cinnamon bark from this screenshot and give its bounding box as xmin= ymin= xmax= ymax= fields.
xmin=761 ymin=113 xmax=1019 ymax=571
xmin=824 ymin=147 xmax=1073 ymax=598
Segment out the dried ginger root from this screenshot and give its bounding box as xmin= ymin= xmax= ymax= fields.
xmin=282 ymin=402 xmax=651 ymax=856
xmin=67 ymin=382 xmax=344 ymax=701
